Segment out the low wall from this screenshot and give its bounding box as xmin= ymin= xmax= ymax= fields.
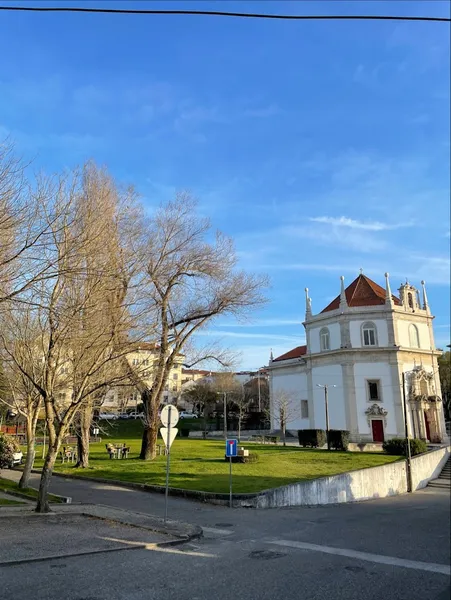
xmin=234 ymin=445 xmax=451 ymax=509
xmin=410 ymin=445 xmax=450 ymax=490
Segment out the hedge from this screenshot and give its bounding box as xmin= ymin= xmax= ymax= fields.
xmin=328 ymin=430 xmax=350 ymax=451
xmin=298 ymin=429 xmax=326 ymax=448
xmin=383 ymin=438 xmax=427 ymax=456
xmin=0 ymin=433 xmax=20 ymax=469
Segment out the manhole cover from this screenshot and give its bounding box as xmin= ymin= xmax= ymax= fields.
xmin=249 ymin=550 xmax=286 ymax=560
xmin=215 ymin=523 xmax=233 ymax=528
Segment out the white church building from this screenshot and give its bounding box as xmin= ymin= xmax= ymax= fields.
xmin=268 ymin=273 xmax=447 ymax=444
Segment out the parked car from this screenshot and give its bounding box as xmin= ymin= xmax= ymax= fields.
xmin=98 ymin=413 xmax=118 ymax=420
xmin=128 ymin=411 xmax=144 ymax=419
xmin=118 ymin=413 xmax=130 ymax=420
xmin=179 ymin=411 xmax=198 ymax=419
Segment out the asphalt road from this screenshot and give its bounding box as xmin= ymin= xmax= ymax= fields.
xmin=0 ymin=471 xmax=449 ymax=600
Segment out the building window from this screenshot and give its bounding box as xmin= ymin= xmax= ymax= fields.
xmin=362 ymin=322 xmax=377 ymax=346
xmin=142 ymin=370 xmax=149 ymax=377
xmin=172 ymin=385 xmax=177 ymax=392
xmin=143 ymin=359 xmax=149 ymax=366
xmin=301 ymin=400 xmax=309 ymax=419
xmin=173 ymin=373 xmax=178 ymax=380
xmin=409 ymin=324 xmax=420 ymax=348
xmin=367 ymin=380 xmax=381 ymax=402
xmin=320 ymin=327 xmax=330 ymax=351
xmin=132 ymin=358 xmax=139 ymax=366
xmin=408 ymin=292 xmax=413 ymax=309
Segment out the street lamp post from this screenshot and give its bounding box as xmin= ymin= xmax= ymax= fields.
xmin=401 ymin=372 xmax=413 ymax=493
xmin=317 ymin=384 xmax=336 ymax=450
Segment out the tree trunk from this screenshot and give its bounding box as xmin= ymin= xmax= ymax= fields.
xmin=35 ymin=447 xmax=58 ymax=513
xmin=76 ymin=405 xmax=92 ymax=468
xmin=238 ymin=415 xmax=241 ymax=442
xmin=19 ymin=419 xmax=35 ymax=489
xmin=140 ymin=424 xmax=157 ymax=459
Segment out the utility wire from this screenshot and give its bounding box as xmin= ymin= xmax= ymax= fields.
xmin=0 ymin=6 xmax=449 ymax=22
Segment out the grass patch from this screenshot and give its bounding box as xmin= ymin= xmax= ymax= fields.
xmin=0 ymin=497 xmax=25 ymax=506
xmin=32 ymin=421 xmax=402 ymax=494
xmin=0 ymin=477 xmax=63 ymax=503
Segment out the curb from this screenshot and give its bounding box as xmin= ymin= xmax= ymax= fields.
xmin=36 ymin=469 xmax=259 ymax=507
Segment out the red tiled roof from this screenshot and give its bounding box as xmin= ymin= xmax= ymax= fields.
xmin=321 ymin=275 xmax=400 ymax=313
xmin=273 ymin=345 xmax=307 ymax=362
xmin=182 ymin=369 xmax=211 ymax=375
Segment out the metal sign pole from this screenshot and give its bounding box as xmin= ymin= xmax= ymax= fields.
xmin=229 ymin=455 xmax=232 ymax=508
xmin=164 ymin=406 xmax=171 ymax=522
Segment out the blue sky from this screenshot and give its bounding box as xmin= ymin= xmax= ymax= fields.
xmin=0 ymin=0 xmax=449 ymax=368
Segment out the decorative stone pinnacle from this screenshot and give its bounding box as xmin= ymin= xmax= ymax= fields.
xmin=339 ymin=275 xmax=348 ymax=308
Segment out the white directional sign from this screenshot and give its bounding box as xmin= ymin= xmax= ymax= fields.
xmin=160 ymin=405 xmax=179 ymax=428
xmin=160 ymin=427 xmax=178 ymax=449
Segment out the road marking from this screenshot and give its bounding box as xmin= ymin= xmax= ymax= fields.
xmin=202 ymin=527 xmax=234 ymax=536
xmin=269 ymin=540 xmax=451 ymax=576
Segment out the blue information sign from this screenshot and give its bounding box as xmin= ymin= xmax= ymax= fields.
xmin=225 ymin=439 xmax=238 ymax=458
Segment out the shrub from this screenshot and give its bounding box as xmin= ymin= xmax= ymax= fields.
xmin=244 ymin=452 xmax=259 ymax=463
xmin=383 ymin=438 xmax=427 ymax=456
xmin=0 ymin=433 xmax=20 ymax=468
xmin=328 ymin=430 xmax=350 ymax=451
xmin=298 ymin=429 xmax=326 ymax=448
xmin=180 ymin=428 xmax=190 ymax=438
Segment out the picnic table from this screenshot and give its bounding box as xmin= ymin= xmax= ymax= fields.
xmin=60 ymin=446 xmax=77 ymax=463
xmin=105 ymin=443 xmax=130 ymax=459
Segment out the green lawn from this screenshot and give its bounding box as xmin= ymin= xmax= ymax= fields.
xmin=34 ymin=420 xmax=402 ymax=494
xmin=0 ymin=497 xmax=25 ymax=506
xmin=0 ymin=477 xmax=63 ymax=503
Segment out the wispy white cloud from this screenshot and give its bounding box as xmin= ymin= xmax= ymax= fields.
xmin=309 ymin=216 xmax=414 ymax=231
xmin=280 ymin=223 xmax=387 ymax=253
xmin=195 ymin=330 xmax=300 ymax=343
xmin=215 ymin=318 xmax=302 ymax=328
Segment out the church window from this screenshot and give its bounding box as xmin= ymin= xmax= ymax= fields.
xmin=301 ymin=400 xmax=309 ymax=419
xmin=320 ymin=327 xmax=330 ymax=351
xmin=409 ymin=324 xmax=420 ymax=348
xmin=408 ymin=293 xmax=413 ymax=309
xmin=367 ymin=380 xmax=380 ymax=401
xmin=362 ymin=322 xmax=378 ymax=346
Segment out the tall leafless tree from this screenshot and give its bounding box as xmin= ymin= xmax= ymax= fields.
xmin=137 ymin=194 xmax=268 ymax=459
xmin=0 ymin=165 xmax=143 ymax=511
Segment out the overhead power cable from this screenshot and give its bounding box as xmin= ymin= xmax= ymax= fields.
xmin=0 ymin=6 xmax=449 ymax=22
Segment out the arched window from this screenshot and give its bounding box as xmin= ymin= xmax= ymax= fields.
xmin=408 ymin=293 xmax=413 ymax=309
xmin=362 ymin=322 xmax=378 ymax=347
xmin=409 ymin=324 xmax=420 ymax=348
xmin=320 ymin=327 xmax=330 ymax=351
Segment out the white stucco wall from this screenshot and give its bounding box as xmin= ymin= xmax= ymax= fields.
xmin=270 ymin=369 xmax=309 ymax=430
xmin=350 ymin=318 xmax=389 ymax=348
xmin=354 ymin=362 xmax=398 ymax=437
xmin=311 ymin=365 xmax=346 ymax=430
xmin=396 ymin=320 xmax=431 ymax=349
xmin=308 ymin=322 xmax=341 ymax=354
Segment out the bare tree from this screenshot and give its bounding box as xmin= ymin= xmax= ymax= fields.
xmin=267 ymin=389 xmax=299 ymax=446
xmin=0 ymin=320 xmax=43 ymax=488
xmin=137 ymin=194 xmax=268 ymax=459
xmin=182 ymin=379 xmax=217 ymax=438
xmin=0 ymin=166 xmax=142 ymax=511
xmin=232 ymin=386 xmax=252 ymax=442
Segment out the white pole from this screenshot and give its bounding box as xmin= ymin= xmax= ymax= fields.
xmin=164 ymin=406 xmax=171 ymax=522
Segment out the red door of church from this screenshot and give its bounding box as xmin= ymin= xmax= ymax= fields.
xmin=371 ymin=419 xmax=384 ymax=443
